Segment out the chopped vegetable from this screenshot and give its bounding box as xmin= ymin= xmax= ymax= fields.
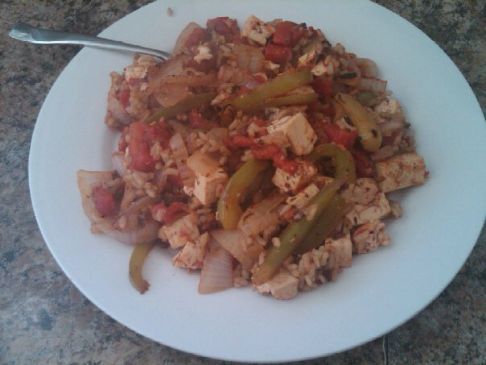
xmin=145 ymin=92 xmax=217 ymax=123
xmin=230 ymin=69 xmax=313 ymax=112
xmin=252 ymin=179 xmax=344 ymax=285
xmin=198 ymin=245 xmax=234 ymax=294
xmin=355 ymin=91 xmax=378 ymax=107
xmin=217 ymin=159 xmax=270 ymax=229
xmin=129 ymin=241 xmax=156 ymax=294
xmin=308 ymin=143 xmax=356 ymax=182
xmin=265 ymin=92 xmax=318 ymax=107
xmin=295 ymin=195 xmax=347 ymax=254
xmin=211 ymin=229 xmax=263 ymax=269
xmin=336 ymin=93 xmax=382 ymax=152
xmin=322 ymin=123 xmax=358 ymax=150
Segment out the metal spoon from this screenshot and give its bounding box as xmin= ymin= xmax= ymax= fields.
xmin=9 ymin=23 xmax=170 ymax=59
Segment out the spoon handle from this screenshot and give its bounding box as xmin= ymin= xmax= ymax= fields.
xmin=9 ymin=23 xmax=170 ymax=59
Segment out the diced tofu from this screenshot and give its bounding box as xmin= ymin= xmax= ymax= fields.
xmin=285 ymin=183 xmax=320 ymax=210
xmin=375 ymin=97 xmax=402 ymax=116
xmin=256 ymin=272 xmax=299 ymax=300
xmin=193 ymin=44 xmax=213 ymax=63
xmin=352 ymin=220 xmax=390 ymax=254
xmin=193 ymin=168 xmax=228 ymax=206
xmin=341 ymin=178 xmax=380 ymax=205
xmin=324 ymin=234 xmax=353 ymax=271
xmin=375 ymin=153 xmax=427 ymax=193
xmin=298 ymin=50 xmax=317 ymax=68
xmin=161 ymin=213 xmax=199 ymax=249
xmin=267 ymin=112 xmax=317 ymax=156
xmin=311 ymin=61 xmax=326 ymax=77
xmin=346 ymin=192 xmax=391 ymax=226
xmin=272 ymin=160 xmax=317 ymax=194
xmin=173 ymin=232 xmax=209 ymax=270
xmin=242 ymin=15 xmax=274 ymax=45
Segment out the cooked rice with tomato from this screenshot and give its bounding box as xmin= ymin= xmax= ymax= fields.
xmin=77 ymin=16 xmax=427 ymax=299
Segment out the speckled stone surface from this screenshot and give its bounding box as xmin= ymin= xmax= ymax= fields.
xmin=0 ymin=1 xmax=484 ymax=364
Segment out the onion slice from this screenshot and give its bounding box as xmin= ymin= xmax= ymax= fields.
xmin=129 ymin=241 xmax=156 ymax=294
xmin=211 ymin=229 xmax=263 ymax=269
xmin=98 ymin=220 xmax=160 ymax=245
xmin=198 ymin=247 xmax=234 ymax=294
xmin=360 ymin=78 xmax=387 ymax=94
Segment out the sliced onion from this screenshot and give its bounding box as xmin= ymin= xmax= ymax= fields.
xmin=355 ymin=58 xmax=379 ymax=78
xmin=154 ymin=84 xmax=191 ymax=107
xmin=211 ymin=229 xmax=263 ymax=269
xmin=98 ymin=220 xmax=160 ymax=245
xmin=198 ymin=247 xmax=234 ymax=294
xmin=233 ymin=44 xmax=264 ymax=74
xmin=112 ymin=152 xmax=128 ymax=177
xmin=360 ymin=78 xmax=387 ymax=93
xmin=169 ymin=133 xmax=189 ymax=161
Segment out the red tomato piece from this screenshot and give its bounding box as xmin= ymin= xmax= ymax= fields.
xmin=352 ymin=149 xmax=374 ymax=178
xmin=312 ymin=77 xmax=334 ymax=99
xmin=251 ymin=144 xmax=298 ymax=174
xmin=272 ymin=21 xmax=304 ymax=47
xmin=264 ymin=44 xmax=292 ymax=64
xmin=128 ymin=121 xmax=171 ymax=172
xmin=323 ymin=123 xmax=358 ymax=149
xmin=118 ymin=89 xmax=130 ymax=109
xmin=92 ymin=186 xmax=118 ymax=217
xmin=151 ymin=202 xmax=187 ymax=224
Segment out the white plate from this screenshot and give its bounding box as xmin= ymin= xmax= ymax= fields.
xmin=29 ymin=0 xmax=486 ymax=362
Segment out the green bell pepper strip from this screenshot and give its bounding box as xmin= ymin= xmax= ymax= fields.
xmin=265 ymin=92 xmax=318 ymax=108
xmin=308 ymin=143 xmax=356 ymax=183
xmin=252 ymin=179 xmax=344 ymax=285
xmin=217 ymin=159 xmax=270 ymax=230
xmin=145 ymin=92 xmax=217 ymax=123
xmin=336 ymin=93 xmax=382 ymax=152
xmin=295 ymin=195 xmax=347 ymax=254
xmin=231 ymin=69 xmax=313 ymax=112
xmin=129 ymin=241 xmax=156 ymax=294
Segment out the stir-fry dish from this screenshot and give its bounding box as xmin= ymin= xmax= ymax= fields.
xmin=77 ymin=16 xmax=427 ymax=299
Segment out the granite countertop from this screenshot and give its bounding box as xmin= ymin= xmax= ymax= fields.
xmin=0 ymin=1 xmax=484 ymax=364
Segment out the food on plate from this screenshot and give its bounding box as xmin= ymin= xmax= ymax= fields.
xmin=77 ymin=16 xmax=427 ymax=299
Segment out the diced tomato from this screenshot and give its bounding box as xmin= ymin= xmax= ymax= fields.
xmin=188 ymin=110 xmax=208 ymax=129
xmin=312 ymin=77 xmax=334 ymax=99
xmin=92 ymin=186 xmax=118 ymax=217
xmin=251 ymin=144 xmax=298 ymax=174
xmin=225 ymin=135 xmax=255 ymax=149
xmin=263 ymin=44 xmax=292 ymax=64
xmin=352 ymin=149 xmax=374 ymax=178
xmin=207 ymin=17 xmax=239 ymax=38
xmin=128 ymin=121 xmax=171 ymax=172
xmin=151 ymin=201 xmax=187 ymax=224
xmin=323 ymin=123 xmax=358 ymax=149
xmin=118 ymin=89 xmax=130 ymax=109
xmin=185 ymin=27 xmax=209 ymax=48
xmin=272 ymin=21 xmax=304 ymax=47
xmin=167 ymin=174 xmax=183 ymax=188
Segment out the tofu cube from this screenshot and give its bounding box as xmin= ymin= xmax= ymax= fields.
xmin=172 ymin=233 xmax=209 ymax=270
xmin=352 ymin=220 xmax=390 ymax=254
xmin=285 ymin=183 xmax=320 ymax=210
xmin=161 ymin=213 xmax=199 ymax=249
xmin=256 ymin=272 xmax=299 ymax=300
xmin=341 ymin=178 xmax=379 ymax=205
xmin=375 ymin=97 xmax=402 ymax=116
xmin=345 ymin=192 xmax=391 ymax=226
xmin=193 ymin=168 xmax=228 ymax=206
xmin=267 ymin=112 xmax=317 ymax=156
xmin=375 ymin=153 xmax=427 ymax=193
xmin=272 ymin=161 xmax=317 ymax=194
